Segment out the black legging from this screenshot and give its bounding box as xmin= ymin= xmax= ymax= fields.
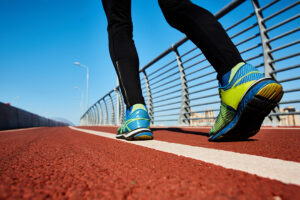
xmin=102 ymin=0 xmax=243 ymax=108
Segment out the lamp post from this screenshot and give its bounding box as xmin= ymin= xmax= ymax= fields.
xmin=74 ymin=62 xmax=89 ymax=111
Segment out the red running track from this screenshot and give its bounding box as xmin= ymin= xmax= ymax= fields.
xmin=0 ymin=126 xmax=299 ymax=199
xmin=81 ymin=126 xmax=300 ymax=162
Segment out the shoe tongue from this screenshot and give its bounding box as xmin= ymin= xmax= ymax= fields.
xmin=131 ymin=104 xmax=147 ymax=114
xmin=220 ymin=62 xmax=245 ymax=87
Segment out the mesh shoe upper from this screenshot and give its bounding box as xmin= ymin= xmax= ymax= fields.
xmin=209 ymin=103 xmax=236 ymax=134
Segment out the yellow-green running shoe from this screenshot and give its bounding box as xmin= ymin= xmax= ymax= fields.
xmin=209 ymin=62 xmax=283 ymax=141
xmin=116 ymin=104 xmax=153 ymax=140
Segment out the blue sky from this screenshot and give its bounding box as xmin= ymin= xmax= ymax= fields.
xmin=0 ymin=0 xmax=299 ymax=125
xmin=0 ymin=0 xmax=231 ymax=124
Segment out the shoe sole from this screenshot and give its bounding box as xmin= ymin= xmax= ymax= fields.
xmin=209 ymin=78 xmax=283 ymax=141
xmin=116 ymin=128 xmax=153 ymax=141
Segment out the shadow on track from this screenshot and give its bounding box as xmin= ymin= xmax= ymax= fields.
xmin=151 ymin=127 xmax=209 ymax=137
xmin=151 ymin=127 xmax=257 ymax=142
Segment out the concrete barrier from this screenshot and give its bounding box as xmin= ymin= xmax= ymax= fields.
xmin=0 ymin=102 xmax=68 ymax=130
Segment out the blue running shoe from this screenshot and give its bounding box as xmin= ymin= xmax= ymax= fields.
xmin=209 ymin=62 xmax=283 ymax=141
xmin=116 ymin=104 xmax=153 ymax=140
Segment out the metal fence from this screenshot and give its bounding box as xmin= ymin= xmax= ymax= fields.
xmin=80 ymin=0 xmax=300 ymax=127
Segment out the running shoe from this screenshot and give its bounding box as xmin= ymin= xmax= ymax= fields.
xmin=209 ymin=62 xmax=283 ymax=141
xmin=116 ymin=104 xmax=153 ymax=140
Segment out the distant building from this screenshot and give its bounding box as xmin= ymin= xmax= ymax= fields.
xmin=189 ymin=107 xmax=299 ymax=127
xmin=190 ymin=108 xmax=215 ymax=126
xmin=280 ymin=107 xmax=300 ymax=126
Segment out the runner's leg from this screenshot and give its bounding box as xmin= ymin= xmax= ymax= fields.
xmin=102 ymin=0 xmax=152 ymax=140
xmin=102 ymin=0 xmax=145 ymax=108
xmin=158 ymin=0 xmax=243 ymax=80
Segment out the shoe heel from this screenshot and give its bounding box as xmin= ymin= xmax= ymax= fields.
xmin=134 ymin=132 xmax=153 ymax=140
xmin=256 ymin=83 xmax=283 ymax=102
xmin=237 ymin=82 xmax=284 ymax=138
xmin=125 ymin=128 xmax=153 ymax=141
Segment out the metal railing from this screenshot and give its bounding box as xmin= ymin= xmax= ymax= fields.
xmin=80 ymin=0 xmax=300 ymax=127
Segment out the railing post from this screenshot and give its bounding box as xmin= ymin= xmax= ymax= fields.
xmin=142 ymin=70 xmax=154 ymax=124
xmin=108 ymin=93 xmax=115 ymax=125
xmin=90 ymin=107 xmax=94 ymax=125
xmin=86 ymin=113 xmax=88 ymax=126
xmin=93 ymin=105 xmax=99 ymax=125
xmin=90 ymin=108 xmax=94 ymax=125
xmin=86 ymin=109 xmax=90 ymax=125
xmin=94 ymin=104 xmax=100 ymax=125
xmin=103 ymin=98 xmax=109 ymax=125
xmin=85 ymin=110 xmax=88 ymax=125
xmin=115 ymin=88 xmax=124 ymax=125
xmin=93 ymin=106 xmax=97 ymax=125
xmin=173 ymin=46 xmax=191 ymax=125
xmin=88 ymin=109 xmax=91 ymax=125
xmin=99 ymin=102 xmax=104 ymax=125
xmin=252 ymin=0 xmax=280 ymax=125
xmin=85 ymin=113 xmax=88 ymax=126
xmin=251 ymin=0 xmax=276 ymax=79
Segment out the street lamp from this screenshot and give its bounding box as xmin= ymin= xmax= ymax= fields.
xmin=74 ymin=62 xmax=89 ymax=111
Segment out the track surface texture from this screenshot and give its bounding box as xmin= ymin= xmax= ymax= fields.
xmin=0 ymin=126 xmax=299 ymax=199
xmin=81 ymin=126 xmax=300 ymax=162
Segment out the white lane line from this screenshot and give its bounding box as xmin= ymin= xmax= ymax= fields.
xmin=69 ymin=126 xmax=300 ymax=186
